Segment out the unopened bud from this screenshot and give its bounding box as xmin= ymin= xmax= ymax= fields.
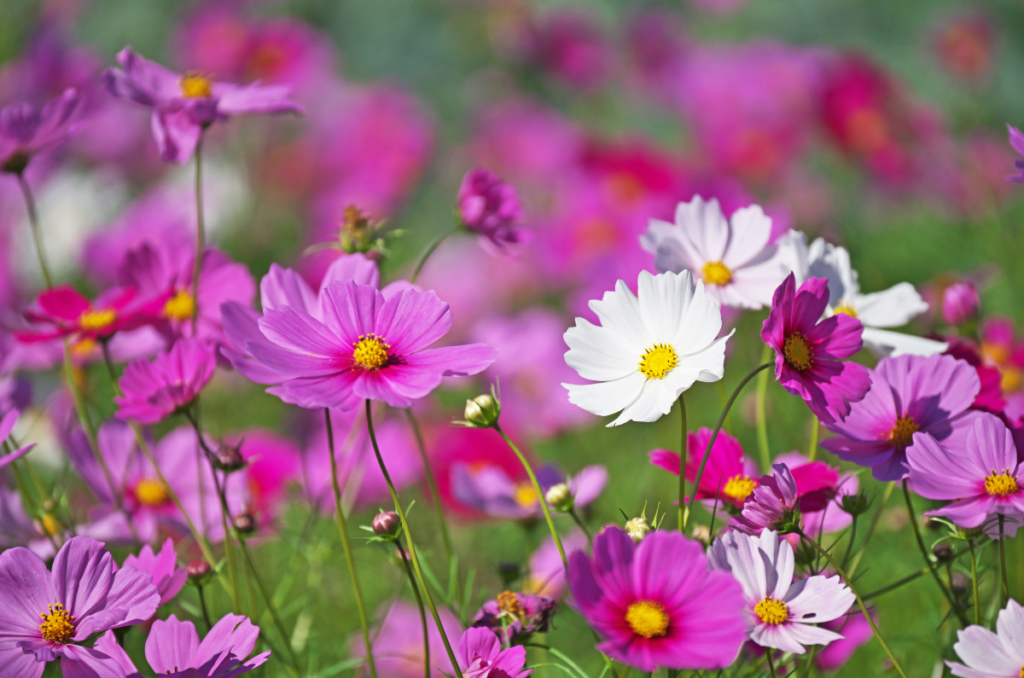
xmin=951 ymin=571 xmax=970 ymax=595
xmin=942 ymin=282 xmax=979 ymax=327
xmin=932 ymin=543 xmax=954 ymax=563
xmin=545 ymin=483 xmax=574 ymax=512
xmin=372 ymin=511 xmax=400 ymax=538
xmin=840 ymin=493 xmax=870 ymax=517
xmin=187 ymin=560 xmax=212 ymax=584
xmin=691 ymin=524 xmax=710 ymax=545
xmin=458 ymin=392 xmax=501 ymax=429
xmin=213 ymin=445 xmax=246 ymax=472
xmin=624 ymin=516 xmax=651 ymax=543
xmin=232 ymin=513 xmax=256 ymax=534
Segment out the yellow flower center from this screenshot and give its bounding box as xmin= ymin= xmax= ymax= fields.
xmin=352 ymin=334 xmax=391 ymax=370
xmin=638 ymin=343 xmax=678 ymax=380
xmin=888 ymin=414 xmax=919 ymax=448
xmin=40 ymin=514 xmax=61 ymax=537
xmin=135 ymin=478 xmax=169 ymax=506
xmin=79 ymin=309 xmax=117 ymax=332
xmin=497 ymin=591 xmax=524 ymax=617
xmin=625 ymin=600 xmax=669 ymax=639
xmin=1002 ymin=367 xmax=1022 ymax=394
xmin=39 ymin=603 xmax=75 ymax=644
xmin=164 ymin=289 xmax=195 ymax=321
xmin=783 ymin=333 xmax=812 ymax=372
xmin=513 ymin=482 xmax=538 ymax=509
xmin=754 ymin=597 xmax=788 ymax=626
xmin=833 ymin=301 xmax=858 ymax=318
xmin=983 ymin=342 xmax=1010 ymax=367
xmin=71 ymin=337 xmax=97 ymax=358
xmin=985 ymin=469 xmax=1020 ymax=497
xmin=723 ymin=475 xmax=758 ymax=502
xmin=702 ymin=260 xmax=733 ymax=286
xmin=180 ymin=72 xmax=213 ymax=98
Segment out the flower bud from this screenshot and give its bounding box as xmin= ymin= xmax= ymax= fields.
xmin=457 ymin=169 xmax=522 ymax=235
xmin=691 ymin=524 xmax=710 ymax=545
xmin=942 ymin=282 xmax=980 ymax=326
xmin=232 ymin=513 xmax=256 ymax=535
xmin=212 ymin=444 xmax=246 ymax=472
xmin=624 ymin=516 xmax=651 ymax=543
xmin=545 ymin=483 xmax=574 ymax=512
xmin=187 ymin=560 xmax=212 ymax=584
xmin=840 ymin=493 xmax=870 ymax=517
xmin=932 ymin=543 xmax=954 ymax=563
xmin=454 ymin=388 xmax=502 ymax=429
xmin=372 ymin=511 xmax=400 ymax=538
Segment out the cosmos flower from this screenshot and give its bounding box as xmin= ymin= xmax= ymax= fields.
xmin=115 ymin=338 xmax=217 ymax=424
xmin=822 ymin=353 xmax=983 ymax=481
xmin=458 ymin=627 xmax=532 ymax=678
xmin=732 ymin=463 xmax=801 ymax=536
xmin=942 ymin=282 xmax=980 ymax=327
xmin=648 ymin=428 xmax=761 ymax=509
xmin=349 ymin=601 xmax=463 ymax=678
xmin=815 ymin=612 xmax=874 ymax=672
xmin=122 ymin=537 xmax=187 ymax=607
xmin=526 ymin=530 xmax=589 ymax=599
xmin=0 ymin=87 xmax=81 ymax=173
xmin=472 ymin=591 xmax=557 ymax=646
xmin=761 ymin=273 xmax=871 ymax=424
xmin=773 ymin=452 xmax=859 ymax=538
xmin=15 ymin=284 xmax=158 ymax=345
xmin=641 ymin=196 xmax=788 ymax=309
xmin=569 ymin=527 xmax=746 ymax=671
xmin=457 ymin=168 xmax=527 ymax=254
xmin=452 ymin=461 xmax=606 ymax=520
xmin=0 ymin=536 xmax=160 ymax=677
xmin=563 ymin=270 xmax=731 ymax=426
xmin=708 ymin=530 xmax=855 ymax=654
xmin=946 ymin=598 xmax=1024 ymax=678
xmin=103 ymin=46 xmax=303 ymax=163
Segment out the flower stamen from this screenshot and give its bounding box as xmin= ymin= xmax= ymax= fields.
xmin=702 ymin=260 xmax=733 ymax=286
xmin=497 ymin=591 xmax=524 ymax=618
xmin=135 ymin=478 xmax=169 ymax=506
xmin=985 ymin=469 xmax=1019 ymax=497
xmin=888 ymin=414 xmax=919 ymax=448
xmin=783 ymin=333 xmax=812 ymax=372
xmin=625 ymin=600 xmax=669 ymax=639
xmin=639 ymin=343 xmax=678 ymax=380
xmin=164 ymin=289 xmax=196 ymax=321
xmin=754 ymin=597 xmax=788 ymax=626
xmin=723 ymin=475 xmax=758 ymax=502
xmin=79 ymin=309 xmax=117 ymax=332
xmin=39 ymin=603 xmax=75 ymax=644
xmin=833 ymin=301 xmax=858 ymax=318
xmin=513 ymin=482 xmax=538 ymax=509
xmin=180 ymin=72 xmax=213 ymax=98
xmin=352 ymin=334 xmax=391 ymax=370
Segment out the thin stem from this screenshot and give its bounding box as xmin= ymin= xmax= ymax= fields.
xmin=396 ymin=542 xmax=430 ymax=678
xmin=495 ymin=424 xmax=566 ymax=568
xmin=755 ymin=344 xmax=773 ymax=471
xmin=902 ymin=480 xmax=966 ymax=625
xmin=191 ymin=131 xmax=207 ymax=332
xmin=237 ymin=535 xmax=301 ymax=671
xmin=840 ymin=516 xmax=857 ymax=570
xmin=969 ymin=540 xmax=980 ymax=626
xmin=16 ymin=171 xmax=53 ymax=288
xmin=197 ymin=584 xmax=213 ymax=630
xmin=365 ymin=401 xmax=464 ymax=678
xmin=807 ymin=417 xmax=819 ymax=462
xmin=999 ymin=515 xmax=1009 ymax=603
xmin=411 ymin=226 xmax=459 ymax=283
xmin=798 ymin=530 xmax=909 ymax=678
xmin=325 ymin=409 xmax=378 ymax=678
xmin=863 ymin=549 xmax=968 ymax=601
xmin=404 ymin=410 xmax=455 ymax=569
xmin=685 ymin=363 xmax=772 ymax=529
xmin=568 ymin=507 xmax=592 ymax=544
xmin=765 ymin=650 xmax=778 ymax=678
xmin=677 ymin=396 xmax=687 ymax=532
xmin=802 ymin=647 xmax=817 ymax=678
xmin=846 ymin=482 xmax=895 ymax=577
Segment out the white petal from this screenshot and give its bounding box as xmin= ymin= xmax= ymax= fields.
xmin=564 ymin=319 xmax=638 ymax=381
xmin=612 ymin=378 xmax=677 ymax=426
xmin=564 ymin=372 xmax=645 ymax=419
xmin=728 ymin=258 xmax=789 ymax=309
xmin=723 ymin=204 xmax=773 ymax=269
xmin=774 ymin=231 xmax=810 ymax=285
xmin=862 ymin=327 xmax=948 ymax=358
xmin=855 ymin=282 xmax=928 ymax=327
xmin=807 ymin=240 xmax=857 ymax=307
xmin=750 ymin=623 xmax=808 ymax=654
xmin=673 ymin=281 xmax=724 ymax=356
xmin=952 ymin=626 xmax=1020 ymax=675
xmin=588 ymin=280 xmax=650 ymax=354
xmin=781 ymin=622 xmax=845 ymax=652
xmin=640 ymin=219 xmax=705 ymax=275
xmin=638 ymin=270 xmax=694 ymax=342
xmin=785 ymin=575 xmax=855 ymax=624
xmin=675 ymin=196 xmax=729 ymax=262
xmin=996 ymin=599 xmax=1024 ymax=665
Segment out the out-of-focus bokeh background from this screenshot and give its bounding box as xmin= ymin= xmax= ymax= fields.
xmin=3 ymin=1 xmax=1024 ymax=676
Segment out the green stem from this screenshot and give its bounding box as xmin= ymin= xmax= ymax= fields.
xmin=798 ymin=530 xmax=909 ymax=678
xmin=396 ymin=542 xmax=430 ymax=678
xmin=16 ymin=170 xmax=53 ymax=288
xmin=807 ymin=417 xmax=819 ymax=461
xmin=326 ymin=410 xmax=378 ymax=678
xmin=495 ymin=424 xmax=566 ymax=569
xmin=765 ymin=650 xmax=778 ymax=678
xmin=840 ymin=516 xmax=857 ymax=570
xmin=999 ymin=515 xmax=1009 ymax=603
xmin=685 ymin=363 xmax=772 ymax=529
xmin=237 ymin=535 xmax=301 ymax=671
xmin=902 ymin=480 xmax=966 ymax=625
xmin=191 ymin=131 xmax=207 ymax=332
xmin=404 ymin=410 xmax=455 ymax=572
xmin=568 ymin=507 xmax=592 ymax=544
xmin=411 ymin=226 xmax=459 ymax=283
xmin=969 ymin=540 xmax=980 ymax=626
xmin=197 ymin=583 xmax=213 ymax=630
xmin=756 ymin=344 xmax=773 ymax=471
xmin=677 ymin=396 xmax=687 ymax=532
xmin=365 ymin=401 xmax=464 ymax=678
xmin=802 ymin=646 xmax=817 ymax=678
xmin=846 ymin=482 xmax=895 ymax=577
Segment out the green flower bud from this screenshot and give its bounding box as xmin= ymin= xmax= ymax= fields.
xmin=545 ymin=483 xmax=574 ymax=512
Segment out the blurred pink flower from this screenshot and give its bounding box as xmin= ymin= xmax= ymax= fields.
xmin=233 ymin=430 xmax=302 ymax=521
xmin=350 ymin=601 xmax=463 ymax=678
xmin=0 ymin=87 xmax=81 ymax=172
xmin=458 ymin=627 xmax=532 ymax=678
xmin=115 ymin=339 xmax=216 ymax=424
xmin=942 ymin=282 xmax=980 ymax=326
xmin=452 ymin=460 xmax=605 ymax=520
xmin=527 ymin=528 xmax=588 ymax=599
xmin=517 ymin=10 xmax=611 ymax=90
xmin=122 ymin=537 xmax=187 ymax=607
xmin=457 ymin=168 xmax=527 ymax=254
xmin=16 ymin=284 xmax=159 ymax=344
xmin=934 ymin=15 xmax=993 ymax=82
xmin=649 ymin=427 xmax=760 ymax=509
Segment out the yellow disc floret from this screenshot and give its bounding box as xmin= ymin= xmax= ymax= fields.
xmin=497 ymin=591 xmax=524 ymax=618
xmin=723 ymin=475 xmax=758 ymax=502
xmin=639 ymin=343 xmax=678 ymax=380
xmin=702 ymin=260 xmax=733 ymax=286
xmin=783 ymin=333 xmax=812 ymax=372
xmin=135 ymin=478 xmax=169 ymax=506
xmin=754 ymin=597 xmax=788 ymax=626
xmin=164 ymin=289 xmax=196 ymax=321
xmin=180 ymin=72 xmax=213 ymax=98
xmin=513 ymin=482 xmax=538 ymax=509
xmin=79 ymin=309 xmax=117 ymax=332
xmin=39 ymin=603 xmax=75 ymax=644
xmin=985 ymin=469 xmax=1020 ymax=497
xmin=888 ymin=414 xmax=920 ymax=448
xmin=352 ymin=334 xmax=391 ymax=370
xmin=833 ymin=301 xmax=858 ymax=318
xmin=40 ymin=514 xmax=62 ymax=537
xmin=625 ymin=600 xmax=669 ymax=639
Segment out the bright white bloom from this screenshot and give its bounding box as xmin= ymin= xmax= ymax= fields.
xmin=563 ymin=270 xmax=731 ymax=426
xmin=947 ymin=599 xmax=1024 ymax=678
xmin=641 ymin=196 xmax=788 ymax=309
xmin=776 ymin=232 xmax=947 ymax=358
xmin=708 ymin=530 xmax=855 ymax=654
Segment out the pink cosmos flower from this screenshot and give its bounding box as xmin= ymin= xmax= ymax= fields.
xmin=822 ymin=353 xmax=984 ymax=481
xmin=649 ymin=428 xmax=761 ymax=509
xmin=0 ymin=408 xmax=35 ymax=470
xmin=123 ymin=537 xmax=187 ymax=607
xmin=472 ymin=592 xmax=556 ymax=646
xmin=15 ymin=284 xmax=158 ymax=344
xmin=569 ymin=527 xmax=746 ymax=671
xmin=761 ymin=273 xmax=871 ymax=424
xmin=516 ymin=10 xmax=611 ymax=91
xmin=233 ymin=430 xmax=302 ymax=521
xmin=350 ymin=601 xmax=463 ymax=678
xmin=526 ymin=529 xmax=589 ymax=599
xmin=95 ymin=613 xmax=270 ymax=678
xmin=115 ymin=338 xmax=217 ymax=424
xmin=237 ymin=279 xmax=494 ymax=410
xmin=0 ymin=536 xmax=160 ymax=677
xmin=709 ymin=530 xmax=855 ymax=654
xmin=457 ymin=168 xmax=527 ymax=254
xmin=732 ymin=463 xmax=800 ymax=535
xmin=774 ymin=452 xmax=858 ymax=537
xmin=458 ymin=627 xmax=532 ymax=678
xmin=452 ymin=461 xmax=606 ymax=520
xmin=979 ymin=317 xmax=1024 ymax=416
xmin=908 ymin=413 xmax=1024 ymax=530
xmin=102 ymin=46 xmax=303 ymax=163
xmin=0 ymin=87 xmax=81 ymax=173
xmin=943 ymin=282 xmax=980 ymax=326
xmin=815 ymin=612 xmax=875 ymax=672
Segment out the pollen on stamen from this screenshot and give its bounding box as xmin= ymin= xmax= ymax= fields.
xmin=352 ymin=334 xmax=391 ymax=370
xmin=783 ymin=333 xmax=812 ymax=372
xmin=180 ymin=72 xmax=213 ymax=98
xmin=754 ymin=597 xmax=788 ymax=626
xmin=723 ymin=475 xmax=758 ymax=502
xmin=638 ymin=343 xmax=678 ymax=380
xmin=79 ymin=309 xmax=117 ymax=332
xmin=39 ymin=603 xmax=75 ymax=644
xmin=984 ymin=469 xmax=1019 ymax=497
xmin=625 ymin=600 xmax=669 ymax=639
xmin=702 ymin=260 xmax=733 ymax=286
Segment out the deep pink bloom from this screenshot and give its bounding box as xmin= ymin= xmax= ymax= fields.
xmin=0 ymin=87 xmax=81 ymax=172
xmin=761 ymin=274 xmax=871 ymax=424
xmin=774 ymin=452 xmax=858 ymax=537
xmin=457 ymin=168 xmax=527 ymax=254
xmin=649 ymin=428 xmax=760 ymax=509
xmin=1007 ymin=124 xmax=1024 ymax=184
xmin=946 ymin=340 xmax=1007 ymax=415
xmin=16 ymin=284 xmax=157 ymax=344
xmin=822 ymin=354 xmax=983 ymax=481
xmin=458 ymin=627 xmax=532 ymax=678
xmin=96 ymin=613 xmax=270 ymax=677
xmin=979 ymin=317 xmax=1024 ymax=418
xmin=0 ymin=408 xmax=35 ymax=471
xmin=350 ymin=601 xmax=463 ymax=678
xmin=0 ymin=536 xmax=160 ymax=677
xmin=733 ymin=463 xmax=801 ymax=535
xmin=122 ymin=537 xmax=187 ymax=607
xmin=943 ymin=282 xmax=980 ymax=326
xmin=102 ymin=46 xmax=303 ymax=163
xmin=116 ymin=339 xmax=216 ymax=424
xmin=569 ymin=527 xmax=746 ymax=671
xmin=233 ymin=430 xmax=302 ymax=521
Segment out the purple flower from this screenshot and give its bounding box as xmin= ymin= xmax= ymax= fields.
xmin=349 ymin=601 xmax=463 ymax=678
xmin=761 ymin=274 xmax=871 ymax=424
xmin=458 ymin=627 xmax=532 ymax=678
xmin=0 ymin=87 xmax=81 ymax=173
xmin=103 ymin=46 xmax=303 ymax=163
xmin=0 ymin=536 xmax=160 ymax=677
xmin=95 ymin=613 xmax=270 ymax=677
xmin=732 ymin=463 xmax=801 ymax=536
xmin=0 ymin=408 xmax=35 ymax=471
xmin=115 ymin=339 xmax=216 ymax=424
xmin=908 ymin=413 xmax=1024 ymax=530
xmin=946 ymin=598 xmax=1024 ymax=677
xmin=1006 ymin=124 xmax=1024 ymax=184
xmin=452 ymin=462 xmax=606 ymax=520
xmin=942 ymin=282 xmax=980 ymax=326
xmin=472 ymin=591 xmax=557 ymax=645
xmin=821 ymin=353 xmax=983 ymax=481
xmin=122 ymin=537 xmax=187 ymax=607
xmin=569 ymin=527 xmax=746 ymax=671
xmin=457 ymin=168 xmax=527 ymax=253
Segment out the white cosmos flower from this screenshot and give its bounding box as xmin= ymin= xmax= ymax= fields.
xmin=776 ymin=232 xmax=947 ymax=358
xmin=947 ymin=599 xmax=1024 ymax=678
xmin=562 ymin=269 xmax=732 ymax=426
xmin=641 ymin=196 xmax=788 ymax=310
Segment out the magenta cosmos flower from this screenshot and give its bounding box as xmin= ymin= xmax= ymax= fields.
xmin=569 ymin=526 xmax=746 ymax=671
xmin=732 ymin=463 xmax=800 ymax=536
xmin=95 ymin=613 xmax=270 ymax=678
xmin=235 ymin=279 xmax=494 ymax=410
xmin=649 ymin=428 xmax=761 ymax=509
xmin=123 ymin=537 xmax=187 ymax=607
xmin=762 ymin=274 xmax=870 ymax=424
xmin=103 ymin=46 xmax=303 ymax=163
xmin=822 ymin=353 xmax=983 ymax=481
xmin=458 ymin=627 xmax=532 ymax=678
xmin=0 ymin=536 xmax=160 ymax=677
xmin=0 ymin=88 xmax=81 ymax=173
xmin=16 ymin=284 xmax=158 ymax=345
xmin=457 ymin=168 xmax=527 ymax=254
xmin=115 ymin=338 xmax=216 ymax=424
xmin=945 ymin=598 xmax=1024 ymax=678
xmin=907 ymin=413 xmax=1024 ymax=530
xmin=774 ymin=452 xmax=858 ymax=537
